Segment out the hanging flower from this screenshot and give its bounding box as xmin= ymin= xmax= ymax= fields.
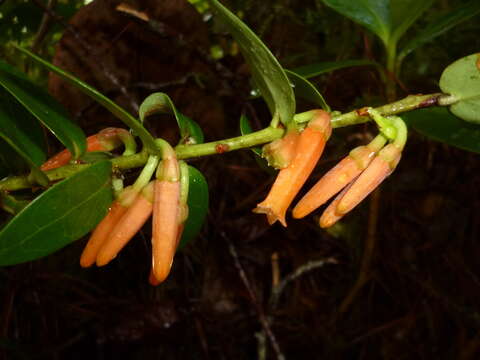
xmin=253 ymin=110 xmax=332 ymax=226
xmin=292 ymin=134 xmax=387 ymax=219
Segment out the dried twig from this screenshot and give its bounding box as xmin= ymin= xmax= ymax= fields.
xmin=222 ymin=232 xmax=285 ymax=360
xmin=269 ymin=257 xmax=338 ymax=311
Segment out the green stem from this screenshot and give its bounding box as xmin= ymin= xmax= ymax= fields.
xmin=133 ymin=154 xmax=159 ymax=190
xmin=118 ymin=130 xmax=137 ymax=156
xmin=385 ymin=40 xmax=398 ymax=102
xmin=179 ymin=161 xmax=189 ymax=205
xmin=366 ymin=108 xmax=396 ymax=140
xmin=330 ymin=93 xmax=443 ymax=128
xmin=367 ymin=134 xmax=388 ymax=152
xmin=391 ymin=117 xmax=408 ymax=150
xmin=0 ymin=93 xmax=447 ymax=192
xmin=174 ymin=126 xmax=284 ymax=159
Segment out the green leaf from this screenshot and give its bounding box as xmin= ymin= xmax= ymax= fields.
xmin=439 ymin=53 xmax=480 ymax=124
xmin=322 ymin=0 xmax=433 ymax=47
xmin=0 ymin=59 xmax=87 ymax=159
xmin=0 ymin=89 xmax=46 ymax=167
xmin=14 ymin=46 xmax=159 ymax=155
xmin=0 ymin=161 xmax=113 ymax=266
xmin=285 ymin=70 xmax=330 ymax=111
xmin=399 ymin=1 xmax=480 ymax=62
xmin=208 ymin=0 xmax=295 ymax=125
xmin=139 ymin=92 xmax=204 ymax=145
xmin=403 ymin=107 xmax=480 ymax=154
xmin=322 ymin=0 xmax=391 ymax=45
xmin=291 ymin=59 xmax=378 ymax=78
xmin=178 ymin=165 xmax=208 ymax=249
xmin=390 ymin=0 xmax=434 ymax=43
xmin=0 ymin=137 xmax=29 ymax=177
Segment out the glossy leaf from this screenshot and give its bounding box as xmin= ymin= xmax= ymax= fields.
xmin=403 ymin=107 xmax=480 ymax=154
xmin=439 ymin=54 xmax=480 ymax=124
xmin=0 ymin=89 xmax=46 ymax=167
xmin=291 ymin=59 xmax=377 ymax=78
xmin=0 ymin=59 xmax=86 ymax=159
xmin=390 ymin=0 xmax=435 ymax=43
xmin=0 ymin=161 xmax=113 ymax=266
xmin=399 ymin=1 xmax=480 ymax=62
xmin=208 ymin=0 xmax=295 ymax=125
xmin=322 ymin=0 xmax=433 ymax=46
xmin=139 ymin=92 xmax=204 ymax=145
xmin=285 ymin=70 xmax=330 ymax=111
xmin=178 ymin=165 xmax=209 ymax=249
xmin=322 ymin=0 xmax=391 ymax=45
xmin=14 ymin=46 xmax=159 ymax=155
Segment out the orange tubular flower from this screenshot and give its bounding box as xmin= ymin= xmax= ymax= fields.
xmin=80 ymin=186 xmax=139 ymax=267
xmin=253 ymin=110 xmax=332 ymax=226
xmin=319 ymin=182 xmax=354 ymax=228
xmin=149 ymin=223 xmax=184 ymax=286
xmin=151 ymin=157 xmax=181 ymax=284
xmin=41 ymin=127 xmax=134 ymax=171
xmin=335 ymin=143 xmax=401 ymax=215
xmin=96 ymin=181 xmax=154 ymax=266
xmin=292 ymin=135 xmax=387 ymax=219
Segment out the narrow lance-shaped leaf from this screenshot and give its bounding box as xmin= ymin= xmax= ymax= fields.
xmin=177 ymin=165 xmax=209 ymax=249
xmin=138 ymin=92 xmax=204 ymax=145
xmin=398 ymin=1 xmax=480 ymax=62
xmin=291 ymin=59 xmax=378 ymax=79
xmin=403 ymin=107 xmax=480 ymax=154
xmin=0 ymin=89 xmax=46 ymax=167
xmin=439 ymin=53 xmax=480 ymax=124
xmin=14 ymin=46 xmax=159 ymax=155
xmin=207 ymin=0 xmax=295 ymax=125
xmin=0 ymin=161 xmax=113 ymax=266
xmin=0 ymin=59 xmax=86 ymax=159
xmin=285 ymin=70 xmax=330 ymax=112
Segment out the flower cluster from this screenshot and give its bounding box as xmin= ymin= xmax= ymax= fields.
xmin=40 ymin=132 xmax=188 ymax=286
xmin=79 ymin=151 xmax=188 ymax=285
xmin=254 ymin=109 xmax=407 ymax=228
